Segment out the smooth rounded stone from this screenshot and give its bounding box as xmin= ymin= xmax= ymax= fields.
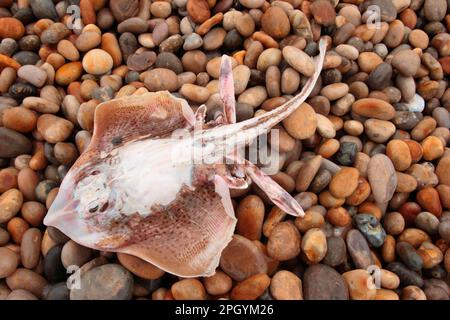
xmin=361 ymin=0 xmax=397 ymax=22
xmin=70 ymin=264 xmax=133 ymax=300
xmin=37 ymin=115 xmax=73 ymax=144
xmin=335 ymin=142 xmax=358 ymax=166
xmin=183 ymin=33 xmax=203 ymax=51
xmin=20 ymin=227 xmax=42 ymax=269
xmin=231 ymin=65 xmax=250 ymax=95
xmin=0 ymin=127 xmax=32 ymax=158
xmin=0 ymin=18 xmax=25 ymax=40
xmin=203 ymin=270 xmax=232 ymax=296
xmin=143 ymin=68 xmax=179 ymax=92
xmin=109 ymin=0 xmax=139 ymax=22
xmin=354 ymin=214 xmax=386 ymax=248
xmin=61 ymin=240 xmax=93 ymax=269
xmin=391 ymin=50 xmax=420 ymax=77
xmin=117 ymin=17 xmax=148 ymax=34
xmin=234 ymin=14 xmax=254 ymax=39
xmin=34 ymin=180 xmax=57 ymax=203
xmin=396 ymin=94 xmax=425 ymax=113
xmin=119 ymin=32 xmax=138 ymax=60
xmin=436 ymin=157 xmax=450 ymax=186
xmin=368 ymin=63 xmax=392 ymax=90
xmin=417 ymin=242 xmax=443 ymax=269
xmin=230 ymin=273 xmax=270 ymax=300
xmin=237 ymin=86 xmax=267 ymax=108
xmin=282 ymin=46 xmax=315 ymax=77
xmin=6 ymin=289 xmax=38 ymax=300
xmin=12 ymin=51 xmax=38 ymax=66
xmin=346 ymin=229 xmax=373 ymax=269
xmin=301 ymin=228 xmax=327 ymax=263
xmin=368 ymin=154 xmax=397 ymax=204
xmin=295 ymin=155 xmax=322 ymax=192
xmin=310 ymin=169 xmax=332 ymax=194
xmin=6 ymin=268 xmax=48 ymax=298
xmin=30 ymin=0 xmax=58 ymax=20
xmin=329 ymin=167 xmax=359 ymax=198
xmin=321 ymin=83 xmax=349 ymax=101
xmin=0 ymin=247 xmax=19 ymax=278
xmin=17 ymin=65 xmax=47 ymax=88
xmin=3 ymin=107 xmax=37 ymax=134
xmin=416 ymin=187 xmax=442 ymax=217
xmin=303 ymin=264 xmax=349 ymax=300
xmin=44 ymin=245 xmax=66 ymax=283
xmin=0 ymin=188 xmax=23 ymax=224
xmin=395 ymin=75 xmax=416 ymax=102
xmin=82 ymin=49 xmax=113 ymax=75
xmin=235 ymin=195 xmax=264 ymax=241
xmin=203 ymin=28 xmax=226 ymax=51
xmin=323 ymin=236 xmax=347 ymax=267
xmin=117 ymin=253 xmax=164 ymax=280
xmin=393 ymin=111 xmax=423 ymax=131
xmin=256 ymin=48 xmax=282 ymax=72
xmin=432 ymin=107 xmax=450 ymax=128
xmin=423 ymin=0 xmax=447 ymax=22
xmin=352 ymin=98 xmax=395 ymax=120
xmin=239 ymin=0 xmax=264 ymax=9
xmin=387 ymin=262 xmax=423 ymax=287
xmin=180 ymin=84 xmax=210 ymax=103
xmin=270 ymin=270 xmax=302 ymax=300
xmin=364 ymin=119 xmax=395 ymax=143
xmin=126 ymin=51 xmax=156 ymax=72
xmin=220 ymin=235 xmax=267 ymax=281
xmin=154 ymin=53 xmax=183 ymax=75
xmin=261 ymin=6 xmax=290 ymax=39
xmin=439 ymin=220 xmax=450 ymax=241
xmin=171 ymin=279 xmax=207 ymax=300
xmin=283 ymin=103 xmax=317 ymax=140
xmin=423 ymin=279 xmax=449 ymax=300
xmin=343 ymin=269 xmax=376 ymax=300
xmin=267 ymin=222 xmax=301 ymax=261
xmin=43 ymin=282 xmax=69 ymax=300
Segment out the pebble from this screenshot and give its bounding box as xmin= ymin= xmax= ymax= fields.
xmin=187 ymin=0 xmax=211 ymax=24
xmin=6 ymin=268 xmax=48 ymax=298
xmin=171 ymin=278 xmax=206 ymax=300
xmin=267 ymin=222 xmax=301 ymax=261
xmin=396 ymin=241 xmax=423 ymax=271
xmin=235 ymin=195 xmax=264 ymax=241
xmin=368 ymin=154 xmax=397 ymax=203
xmin=423 ymin=0 xmax=447 ymax=22
xmin=82 ymin=49 xmax=113 ymax=75
xmin=343 ymin=269 xmax=376 ymax=300
xmin=352 ymin=98 xmax=395 ymax=120
xmin=144 ymin=68 xmax=179 ymax=92
xmin=329 ymin=167 xmax=359 ymax=198
xmin=303 ymin=264 xmax=349 ymax=300
xmin=0 ymin=17 xmax=25 ymax=40
xmin=0 ymin=188 xmax=23 ymax=224
xmin=43 ymin=245 xmax=66 ymax=283
xmin=180 ymin=84 xmax=210 ymax=103
xmin=282 ymin=46 xmax=315 ymax=77
xmin=323 ymin=236 xmax=347 ymax=267
xmin=295 ymin=155 xmax=322 ymax=192
xmin=20 ymin=228 xmax=42 ymax=269
xmin=417 ymin=242 xmax=443 ymax=269
xmin=117 ymin=252 xmax=164 ymax=280
xmin=261 ymin=7 xmax=290 ymax=39
xmin=270 ymin=270 xmax=303 ymax=300
xmin=220 ymin=235 xmax=267 ymax=281
xmin=283 ymin=103 xmax=317 ymax=140
xmin=368 ymin=63 xmax=392 ymax=90
xmin=61 ymin=240 xmax=93 ymax=269
xmin=310 ymin=0 xmax=336 ymax=26
xmin=2 ymin=107 xmax=37 ymax=133
xmin=346 ymin=229 xmax=373 ymax=269
xmin=109 ymin=0 xmax=139 ymax=22
xmin=203 ymin=270 xmax=232 ymax=296
xmin=37 ymin=115 xmax=73 ymax=144
xmin=0 ymin=127 xmax=32 ymax=158
xmin=386 ymin=140 xmax=412 ymax=171
xmin=70 ymin=264 xmax=133 ymax=300
xmin=43 ymin=282 xmax=69 ymax=300
xmin=0 ymin=247 xmax=19 ymax=278
xmin=387 ymin=262 xmax=423 ymax=287
xmin=230 ymin=273 xmax=270 ymax=300
xmin=391 ymin=50 xmax=420 ymax=77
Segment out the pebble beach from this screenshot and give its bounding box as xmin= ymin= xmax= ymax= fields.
xmin=0 ymin=0 xmax=449 ymax=300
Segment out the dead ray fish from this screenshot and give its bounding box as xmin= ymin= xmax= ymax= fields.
xmin=44 ymin=39 xmax=327 ymax=277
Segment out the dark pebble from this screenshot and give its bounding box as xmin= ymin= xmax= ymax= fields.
xmin=155 ymin=52 xmax=183 ymax=74
xmin=125 ymin=71 xmax=140 ymax=84
xmin=13 ymin=8 xmax=35 ymax=25
xmin=47 ymin=226 xmax=70 ymax=244
xmin=303 ymin=264 xmax=349 ymax=300
xmin=0 ymin=127 xmax=32 ymax=158
xmin=92 ymin=86 xmax=114 ymax=102
xmin=44 ymin=246 xmax=66 ymax=283
xmin=12 ymin=51 xmax=40 ymax=65
xmin=354 ymin=213 xmax=386 ymax=248
xmin=310 ymin=169 xmax=332 ymax=193
xmin=335 ymin=142 xmax=358 ymax=166
xmin=396 ymin=242 xmax=423 ymax=271
xmin=35 ymin=180 xmax=58 ymax=203
xmin=18 ymin=35 xmax=41 ymax=52
xmin=323 ymin=236 xmax=347 ymax=267
xmin=223 ymin=29 xmax=243 ymax=52
xmin=30 ymin=0 xmax=58 ymax=20
xmin=236 ymin=103 xmax=254 ymax=122
xmin=8 ymin=83 xmax=38 ymax=101
xmin=213 ymin=0 xmax=233 ymax=13
xmin=423 ymin=279 xmax=449 ymax=300
xmin=387 ymin=262 xmax=424 ymax=287
xmin=43 ymin=282 xmax=70 ymax=300
xmin=368 ymin=63 xmax=392 ymax=90
xmin=44 ymin=143 xmax=59 ymax=165
xmin=126 ymin=51 xmax=157 ymax=72
xmin=119 ymin=32 xmax=138 ymax=61
xmin=393 ymin=111 xmax=423 ymax=131
xmin=0 ymin=38 xmax=18 ymax=56
xmin=346 ymin=229 xmax=373 ymax=269
xmin=322 ymin=69 xmax=342 ymax=85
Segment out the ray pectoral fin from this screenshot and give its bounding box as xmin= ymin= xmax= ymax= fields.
xmin=244 ymin=160 xmax=305 ymax=217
